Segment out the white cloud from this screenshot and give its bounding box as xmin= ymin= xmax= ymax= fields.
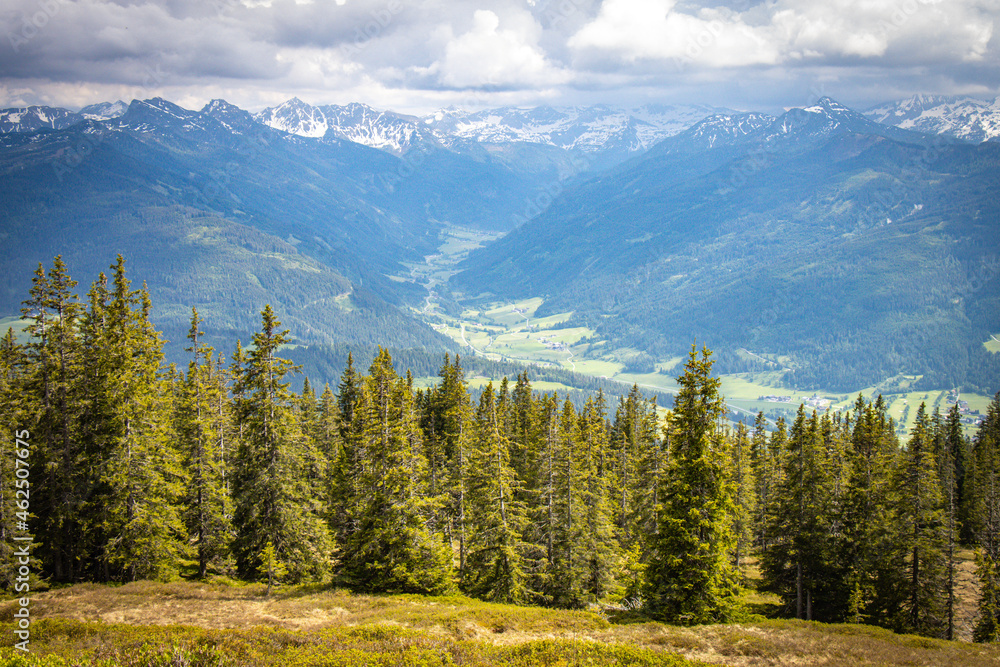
xmin=435 ymin=9 xmax=569 ymax=88
xmin=568 ymin=0 xmax=998 ymax=72
xmin=568 ymin=0 xmax=779 ymax=67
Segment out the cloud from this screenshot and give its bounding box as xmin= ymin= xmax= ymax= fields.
xmin=568 ymin=0 xmax=779 ymax=68
xmin=567 ymin=0 xmax=998 ymax=74
xmin=434 ymin=9 xmax=570 ymax=89
xmin=0 ymin=0 xmax=996 ymax=113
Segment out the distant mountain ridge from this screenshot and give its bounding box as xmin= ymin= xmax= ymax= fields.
xmin=865 ymin=95 xmax=1000 ymax=143
xmin=253 ymin=98 xmax=440 ymax=155
xmin=0 ymin=97 xmax=731 ymax=166
xmin=454 ymin=96 xmax=1000 ymax=392
xmin=422 ymin=103 xmax=730 ymax=161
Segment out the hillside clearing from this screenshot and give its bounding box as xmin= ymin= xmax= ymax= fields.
xmin=2 ymin=582 xmax=999 ymax=666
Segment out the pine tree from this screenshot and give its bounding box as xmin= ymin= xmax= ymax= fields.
xmin=895 ymin=403 xmax=947 ymax=636
xmin=20 ymin=257 xmax=85 ymax=582
xmin=463 ymin=382 xmax=529 ymax=603
xmin=231 ymin=305 xmax=333 ymax=583
xmin=763 ymin=407 xmax=840 ymax=621
xmin=78 ymin=258 xmax=186 ymax=581
xmin=340 ymin=348 xmax=452 ymax=593
xmin=644 ymin=346 xmax=741 ymax=623
xmin=972 ymin=393 xmax=1000 ymax=642
xmin=177 ymin=308 xmax=233 ymax=578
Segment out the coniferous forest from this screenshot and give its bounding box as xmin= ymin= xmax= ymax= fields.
xmin=6 ymin=256 xmax=1000 ymax=644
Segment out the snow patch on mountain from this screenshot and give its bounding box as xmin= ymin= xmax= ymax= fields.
xmin=0 ymin=106 xmax=82 ymax=133
xmin=422 ymin=104 xmax=728 ymax=154
xmin=865 ymin=95 xmax=1000 ymax=143
xmin=80 ymin=101 xmax=128 ymax=121
xmin=253 ymin=99 xmax=436 ymax=154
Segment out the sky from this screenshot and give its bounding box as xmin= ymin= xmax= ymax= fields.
xmin=1 ymin=0 xmax=998 ymax=115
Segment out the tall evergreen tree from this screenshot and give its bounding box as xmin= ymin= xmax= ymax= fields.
xmin=463 ymin=382 xmax=529 ymax=603
xmin=750 ymin=411 xmax=777 ymax=553
xmin=838 ymin=395 xmax=902 ymax=626
xmin=972 ymin=394 xmax=1000 ymax=642
xmin=895 ymin=403 xmax=947 ymax=636
xmin=78 ymin=258 xmax=186 ymax=581
xmin=177 ymin=308 xmax=233 ymax=578
xmin=546 ymin=399 xmax=592 ymax=607
xmin=0 ymin=329 xmax=26 ymax=589
xmin=763 ymin=407 xmax=840 ymax=621
xmin=578 ymin=393 xmax=620 ymax=602
xmin=730 ymin=421 xmax=755 ymax=577
xmin=20 ymin=257 xmax=85 ymax=582
xmin=340 ymin=348 xmax=452 ymax=593
xmin=934 ymin=405 xmax=963 ymax=640
xmin=231 ymin=305 xmax=333 ymax=584
xmin=644 ymin=346 xmax=741 ymax=623
xmin=610 ymin=386 xmax=660 ymax=549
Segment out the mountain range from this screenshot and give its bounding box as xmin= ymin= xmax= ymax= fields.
xmin=1 ymin=94 xmax=998 ymax=392
xmin=453 ymin=97 xmax=1000 ymax=392
xmin=865 ymin=95 xmax=1000 ymax=144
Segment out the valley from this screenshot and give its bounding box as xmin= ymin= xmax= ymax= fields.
xmin=405 ymin=226 xmax=995 ymax=435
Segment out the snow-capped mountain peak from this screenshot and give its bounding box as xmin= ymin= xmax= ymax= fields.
xmin=79 ymin=100 xmax=128 ymax=121
xmin=254 ymin=98 xmax=330 ymax=139
xmin=252 ymin=98 xmax=435 ymax=153
xmin=421 ymin=103 xmax=732 ymax=158
xmin=0 ymin=105 xmax=82 ymax=133
xmin=865 ymin=95 xmax=1000 ymax=143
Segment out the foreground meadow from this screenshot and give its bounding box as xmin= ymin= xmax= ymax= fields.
xmin=1 ymin=582 xmax=998 ymax=666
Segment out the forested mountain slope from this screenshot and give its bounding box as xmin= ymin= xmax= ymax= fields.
xmin=0 ymin=98 xmax=462 ymax=353
xmin=453 ymin=99 xmax=1000 ymax=391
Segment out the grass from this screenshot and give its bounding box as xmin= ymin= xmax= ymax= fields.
xmin=1 ymin=582 xmax=998 ymax=666
xmin=985 ymin=334 xmax=1000 ymax=354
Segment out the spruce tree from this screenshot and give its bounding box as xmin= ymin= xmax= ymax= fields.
xmin=178 ymin=308 xmax=233 ymax=578
xmin=973 ymin=393 xmax=1000 ymax=642
xmin=0 ymin=329 xmax=26 ymax=589
xmin=895 ymin=403 xmax=947 ymax=636
xmin=463 ymin=382 xmax=529 ymax=603
xmin=762 ymin=407 xmax=840 ymax=621
xmin=20 ymin=257 xmax=85 ymax=582
xmin=546 ymin=399 xmax=592 ymax=607
xmin=644 ymin=346 xmax=741 ymax=623
xmin=750 ymin=411 xmax=776 ymax=553
xmin=935 ymin=405 xmax=963 ymax=640
xmin=578 ymin=393 xmax=620 ymax=602
xmin=340 ymin=348 xmax=452 ymax=593
xmin=231 ymin=305 xmax=333 ymax=583
xmin=78 ymin=258 xmax=186 ymax=581
xmin=610 ymin=386 xmax=660 ymax=549
xmin=838 ymin=395 xmax=903 ymax=625
xmin=730 ymin=421 xmax=756 ymax=577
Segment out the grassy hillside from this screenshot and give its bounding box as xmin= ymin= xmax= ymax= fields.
xmin=1 ymin=582 xmax=998 ymax=666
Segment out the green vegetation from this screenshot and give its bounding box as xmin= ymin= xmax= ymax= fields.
xmin=6 ymin=256 xmax=1000 ymax=667
xmin=453 ymin=124 xmax=1000 ymax=395
xmin=1 ymin=583 xmax=999 ymax=666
